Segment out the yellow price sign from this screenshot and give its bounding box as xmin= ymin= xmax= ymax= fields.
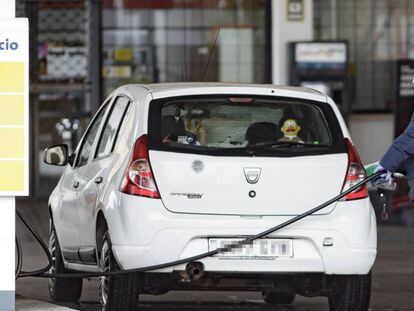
xmin=0 ymin=19 xmax=28 ymax=195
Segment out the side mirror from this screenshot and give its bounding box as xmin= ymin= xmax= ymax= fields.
xmin=43 ymin=144 xmax=69 ymax=166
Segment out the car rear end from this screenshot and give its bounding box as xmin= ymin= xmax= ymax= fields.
xmin=111 ymin=85 xmax=376 ymax=280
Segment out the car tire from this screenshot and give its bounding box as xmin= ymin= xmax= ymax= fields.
xmin=48 ymin=221 xmax=83 ymax=302
xmin=98 ymin=230 xmax=141 ymax=311
xmin=262 ymin=289 xmax=296 ymax=304
xmin=328 ymin=273 xmax=371 ymax=311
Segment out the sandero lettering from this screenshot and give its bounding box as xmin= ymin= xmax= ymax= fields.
xmin=0 ymin=39 xmax=19 ymax=51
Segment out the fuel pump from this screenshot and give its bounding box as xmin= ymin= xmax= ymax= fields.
xmin=289 ymin=41 xmax=352 ymax=119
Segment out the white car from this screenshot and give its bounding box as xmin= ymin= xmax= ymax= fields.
xmin=44 ymin=83 xmax=376 ymax=311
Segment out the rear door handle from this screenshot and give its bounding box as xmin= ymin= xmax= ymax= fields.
xmin=73 ymin=181 xmax=79 ymax=189
xmin=94 ymin=176 xmax=103 ymax=184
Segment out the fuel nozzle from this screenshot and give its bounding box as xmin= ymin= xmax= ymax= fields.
xmin=365 ymin=162 xmax=397 ymax=191
xmin=378 ymin=191 xmax=389 ymax=221
xmin=365 ymin=162 xmax=397 ymax=221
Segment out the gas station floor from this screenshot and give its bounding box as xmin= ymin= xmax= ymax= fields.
xmin=15 ymin=199 xmax=414 ymax=311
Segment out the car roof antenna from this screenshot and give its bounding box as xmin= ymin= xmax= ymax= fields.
xmin=201 ymin=28 xmax=221 ymax=82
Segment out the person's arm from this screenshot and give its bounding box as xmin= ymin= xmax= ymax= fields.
xmin=380 ymin=120 xmax=414 ymax=172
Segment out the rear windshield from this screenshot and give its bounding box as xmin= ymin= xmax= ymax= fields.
xmin=148 ymin=95 xmax=345 ymax=157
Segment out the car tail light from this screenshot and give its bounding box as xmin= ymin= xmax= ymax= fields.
xmin=340 ymin=138 xmax=368 ymax=201
xmin=121 ymin=135 xmax=160 ymax=198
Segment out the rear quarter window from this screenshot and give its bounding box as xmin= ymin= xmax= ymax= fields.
xmin=148 ymin=95 xmax=345 ymax=157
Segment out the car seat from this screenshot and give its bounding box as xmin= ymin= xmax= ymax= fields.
xmin=245 ymin=122 xmax=280 ymax=145
xmin=161 ymin=116 xmax=186 ymax=141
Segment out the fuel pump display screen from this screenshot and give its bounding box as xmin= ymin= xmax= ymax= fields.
xmin=294 ymin=42 xmax=347 ymax=71
xmin=0 ymin=19 xmax=29 ymax=196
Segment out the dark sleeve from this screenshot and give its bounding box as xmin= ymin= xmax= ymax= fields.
xmin=380 ymin=121 xmax=414 ymax=172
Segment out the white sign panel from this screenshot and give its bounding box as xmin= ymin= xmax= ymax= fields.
xmin=0 ymin=18 xmax=29 ymax=196
xmin=41 ymin=46 xmax=87 ymax=80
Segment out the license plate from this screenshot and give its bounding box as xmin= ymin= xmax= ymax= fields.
xmin=208 ymin=238 xmax=293 ymax=260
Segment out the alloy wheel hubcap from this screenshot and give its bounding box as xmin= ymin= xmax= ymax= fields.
xmin=99 ymin=240 xmax=110 ymax=309
xmin=48 ymin=229 xmax=57 ymax=291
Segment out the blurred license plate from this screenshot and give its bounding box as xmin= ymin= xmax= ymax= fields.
xmin=208 ymin=238 xmax=293 ymax=259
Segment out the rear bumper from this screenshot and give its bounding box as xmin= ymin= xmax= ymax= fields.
xmin=107 ymin=194 xmax=377 ymax=275
xmin=112 ymin=240 xmax=376 ymax=275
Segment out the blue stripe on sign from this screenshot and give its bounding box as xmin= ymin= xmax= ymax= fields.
xmin=0 ymin=291 xmax=15 ymax=311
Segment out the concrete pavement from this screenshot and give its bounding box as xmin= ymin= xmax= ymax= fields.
xmin=16 ymin=296 xmax=76 ymax=311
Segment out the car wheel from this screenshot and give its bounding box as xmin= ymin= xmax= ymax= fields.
xmin=98 ymin=230 xmax=141 ymax=311
xmin=262 ymin=289 xmax=295 ymax=304
xmin=48 ymin=221 xmax=83 ymax=302
xmin=328 ymin=273 xmax=371 ymax=311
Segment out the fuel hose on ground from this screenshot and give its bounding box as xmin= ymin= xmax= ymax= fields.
xmin=15 ymin=172 xmax=381 ymax=279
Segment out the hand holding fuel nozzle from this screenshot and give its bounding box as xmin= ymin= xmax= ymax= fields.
xmin=366 ymin=162 xmax=398 ymax=221
xmin=371 ymin=164 xmax=397 ymax=191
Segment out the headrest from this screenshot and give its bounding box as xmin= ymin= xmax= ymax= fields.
xmin=161 ymin=116 xmax=186 ymax=140
xmin=245 ymin=122 xmax=279 ymax=145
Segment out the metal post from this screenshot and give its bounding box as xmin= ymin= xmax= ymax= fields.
xmin=86 ymin=0 xmax=102 ymax=113
xmin=265 ymin=0 xmax=273 ymax=84
xmin=330 ymin=0 xmax=337 ymax=39
xmin=26 ymin=0 xmax=39 ymax=197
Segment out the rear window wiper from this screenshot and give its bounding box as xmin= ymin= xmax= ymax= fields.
xmin=247 ymin=140 xmax=331 ymax=149
xmin=163 ymin=141 xmax=242 ymax=152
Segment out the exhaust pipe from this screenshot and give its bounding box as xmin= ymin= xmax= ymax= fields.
xmin=185 ymin=262 xmax=205 ymax=280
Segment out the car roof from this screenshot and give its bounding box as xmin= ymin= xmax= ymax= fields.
xmin=118 ymin=82 xmax=328 ymax=103
xmin=142 ymin=82 xmax=322 ymax=95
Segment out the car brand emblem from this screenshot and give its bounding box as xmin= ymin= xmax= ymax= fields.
xmin=192 ymin=159 xmax=204 ymax=173
xmin=244 ymin=167 xmax=261 ymax=184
